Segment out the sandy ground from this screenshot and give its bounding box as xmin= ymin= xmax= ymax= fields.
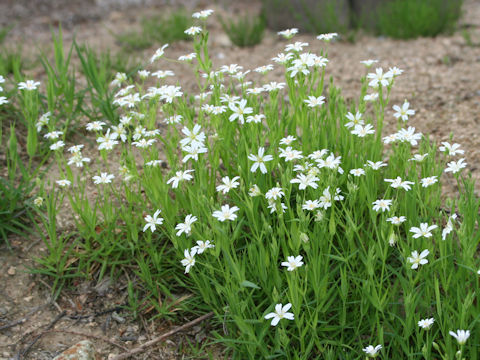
xmin=1 ymin=0 xmax=480 ymax=358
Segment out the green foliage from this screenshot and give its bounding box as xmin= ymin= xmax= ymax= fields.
xmin=262 ymin=0 xmax=349 ymax=36
xmin=116 ymin=10 xmax=193 ymax=52
xmin=0 ymin=125 xmax=42 ymax=245
xmin=220 ymin=14 xmax=266 ymax=47
xmin=75 ymin=43 xmax=140 ymax=124
xmin=0 ymin=25 xmax=24 ymax=75
xmin=376 ymin=0 xmax=464 ymax=39
xmin=39 ymin=27 xmax=86 ymax=142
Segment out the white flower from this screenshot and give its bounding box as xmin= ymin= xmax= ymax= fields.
xmin=318 ymin=186 xmax=343 ymax=209
xmin=192 ymin=9 xmax=214 ymax=19
xmin=137 ymin=70 xmax=150 ymax=79
xmin=92 ymin=172 xmax=114 ymax=184
xmin=393 ymin=101 xmax=415 ymax=121
xmin=67 ymin=152 xmax=91 ymax=168
xmin=212 ymin=204 xmax=239 ymax=222
xmin=302 ymin=199 xmax=321 ymax=211
xmin=246 ymin=184 xmax=261 ymax=198
xmin=407 ymin=249 xmax=429 ymax=269
xmin=444 ymin=158 xmax=467 ymax=174
xmin=44 ymin=130 xmax=63 ymax=139
xmin=316 ymin=153 xmax=342 ymax=170
xmin=220 ymin=64 xmax=243 ymax=75
xmin=175 ymin=214 xmax=198 ymax=236
xmin=264 ymin=303 xmax=294 ymax=326
xmin=277 ymin=28 xmax=298 ymax=39
xmin=265 ymin=187 xmax=285 ymax=200
xmin=267 ymin=199 xmax=287 ymax=214
xmin=363 ymin=344 xmax=382 ymax=357
xmin=383 ymin=133 xmax=398 ymax=144
xmin=143 ymin=210 xmax=164 ymax=233
xmin=272 ymin=52 xmax=294 ymax=64
xmin=409 ymin=153 xmax=428 ymax=162
xmin=418 ymin=318 xmax=435 ymax=330
xmin=439 ymin=142 xmax=464 ymax=156
xmin=360 ymin=59 xmax=378 ymax=67
xmin=316 ymin=32 xmax=337 ymax=41
xmin=281 ymin=256 xmax=304 ymax=271
xmin=178 ymin=53 xmax=196 ymax=61
xmin=263 ymin=81 xmax=286 ymax=92
xmin=97 ymin=130 xmax=119 ymax=151
xmin=449 ymin=329 xmax=470 ymax=345
xmin=387 ymin=66 xmax=403 ymax=77
xmin=367 ymin=67 xmax=392 ymax=87
xmin=164 ymin=115 xmax=183 ymax=124
xmin=246 ymin=114 xmax=265 ymax=124
xmin=86 ymin=121 xmax=106 ymax=131
xmin=0 ymin=96 xmax=9 ymax=105
xmin=167 ymin=169 xmax=194 ymax=188
xmin=18 ymin=80 xmax=40 ymax=91
xmin=49 ymin=140 xmax=65 ymax=151
xmin=192 ymin=240 xmax=214 ymax=254
xmin=290 ymin=174 xmax=319 ymax=190
xmin=180 ymin=249 xmax=196 ymax=274
xmin=180 ymin=124 xmax=206 ymax=149
xmin=279 ymin=146 xmax=303 ymax=161
xmin=420 ymin=176 xmax=438 ymax=187
xmin=410 ymin=223 xmax=438 ymax=238
xmin=248 ymin=147 xmax=273 ymax=174
xmin=366 ymin=160 xmax=387 ymax=170
xmin=229 ymin=99 xmax=253 ymax=124
xmin=184 ymin=26 xmax=202 ymax=35
xmin=254 ymin=64 xmax=274 ymax=74
xmin=304 ymin=95 xmax=325 ymax=108
xmin=182 ymin=143 xmax=208 ymax=163
xmin=442 ymin=214 xmax=457 ymax=240
xmin=397 ymin=127 xmax=422 ymax=146
xmin=384 ymin=176 xmax=414 ymax=191
xmin=216 ymin=176 xmax=240 ymax=194
xmin=285 ymin=41 xmax=309 ymax=52
xmin=36 ymin=112 xmax=51 ymax=131
xmin=345 ymin=111 xmax=364 ymax=129
xmin=280 ymin=136 xmax=296 ymax=145
xmin=351 ymin=124 xmax=375 ymax=137
xmin=364 ymin=93 xmax=379 ymax=102
xmin=372 ymin=199 xmax=392 ymax=212
xmin=150 ymin=44 xmax=169 ymax=63
xmin=152 ymin=70 xmax=175 ymax=79
xmin=349 ymin=168 xmax=365 ymax=177
xmin=387 ymin=216 xmax=406 ymax=225
xmin=56 ymin=179 xmax=71 ymax=187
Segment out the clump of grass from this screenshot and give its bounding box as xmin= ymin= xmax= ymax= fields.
xmin=0 ymin=26 xmax=24 ymax=75
xmin=7 ymin=10 xmax=478 ymax=359
xmin=116 ymin=10 xmax=193 ymax=52
xmin=376 ymin=0 xmax=464 ymax=39
xmin=0 ymin=125 xmax=43 ymax=246
xmin=220 ymin=14 xmax=266 ymax=47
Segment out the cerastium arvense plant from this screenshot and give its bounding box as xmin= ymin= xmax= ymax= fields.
xmin=4 ymin=8 xmax=479 ymax=359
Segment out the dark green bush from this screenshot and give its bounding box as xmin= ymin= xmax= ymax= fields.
xmin=220 ymin=14 xmax=266 ymax=47
xmin=376 ymin=0 xmax=464 ymax=39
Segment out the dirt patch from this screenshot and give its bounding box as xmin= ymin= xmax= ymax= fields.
xmin=2 ymin=0 xmax=480 ymax=358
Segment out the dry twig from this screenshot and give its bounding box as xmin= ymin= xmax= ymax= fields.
xmin=110 ymin=312 xmax=214 ymax=360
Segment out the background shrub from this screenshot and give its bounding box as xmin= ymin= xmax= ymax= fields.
xmin=220 ymin=14 xmax=266 ymax=47
xmin=376 ymin=0 xmax=464 ymax=39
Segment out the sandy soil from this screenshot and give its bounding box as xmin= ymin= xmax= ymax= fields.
xmin=1 ymin=0 xmax=480 ymax=358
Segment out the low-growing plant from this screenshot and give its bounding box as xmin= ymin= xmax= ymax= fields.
xmin=220 ymin=14 xmax=266 ymax=47
xmin=116 ymin=10 xmax=193 ymax=52
xmin=376 ymin=0 xmax=464 ymax=39
xmin=5 ymin=10 xmax=479 ymax=359
xmin=0 ymin=124 xmax=44 ymax=246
